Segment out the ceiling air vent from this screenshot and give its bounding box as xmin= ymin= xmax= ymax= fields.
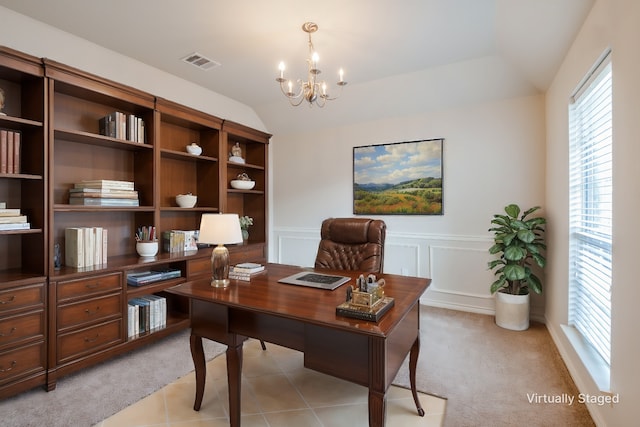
xmin=181 ymin=52 xmax=220 ymax=71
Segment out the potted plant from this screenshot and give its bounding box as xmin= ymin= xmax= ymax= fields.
xmin=488 ymin=204 xmax=546 ymax=330
xmin=239 ymin=215 xmax=253 ymax=243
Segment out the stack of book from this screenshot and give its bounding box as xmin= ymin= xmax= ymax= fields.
xmin=69 ymin=180 xmax=139 ymax=206
xmin=229 ymin=263 xmax=265 ymax=281
xmin=127 ymin=295 xmax=167 ymax=339
xmin=126 ymin=267 xmax=182 ymax=286
xmin=162 ymin=230 xmax=198 ymax=253
xmin=99 ymin=111 xmax=146 ymax=143
xmin=64 ymin=226 xmax=108 ymax=268
xmin=0 ymin=129 xmax=21 ymax=174
xmin=0 ymin=204 xmax=30 ymax=231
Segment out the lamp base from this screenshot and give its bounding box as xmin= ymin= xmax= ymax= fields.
xmin=211 ymin=278 xmax=230 ymax=288
xmin=211 ymin=243 xmax=231 ymax=288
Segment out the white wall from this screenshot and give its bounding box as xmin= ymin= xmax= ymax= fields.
xmin=545 ymin=0 xmax=640 ymax=425
xmin=0 ymin=6 xmax=267 ymax=133
xmin=271 ymin=94 xmax=547 ymax=316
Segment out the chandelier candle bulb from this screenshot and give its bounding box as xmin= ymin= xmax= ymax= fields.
xmin=278 ymin=62 xmax=285 ymax=79
xmin=339 ymin=68 xmax=344 ymax=82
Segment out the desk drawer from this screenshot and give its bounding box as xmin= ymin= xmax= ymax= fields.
xmin=0 ymin=310 xmax=45 ymax=349
xmin=57 ymin=273 xmax=121 ymax=302
xmin=57 ymin=293 xmax=122 ymax=331
xmin=57 ymin=318 xmax=123 ymax=364
xmin=0 ymin=283 xmax=45 ymax=315
xmin=0 ymin=341 xmax=45 ymax=386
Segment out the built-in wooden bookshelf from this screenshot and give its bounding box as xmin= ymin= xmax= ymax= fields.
xmin=222 ymin=120 xmax=270 ymax=264
xmin=0 ymin=46 xmax=271 ymax=398
xmin=0 ymin=47 xmax=47 ymax=399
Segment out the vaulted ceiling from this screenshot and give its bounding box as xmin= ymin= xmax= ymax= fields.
xmin=0 ymin=0 xmax=594 ymax=134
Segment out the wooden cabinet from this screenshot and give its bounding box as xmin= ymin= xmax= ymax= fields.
xmin=0 ymin=47 xmax=47 ymax=399
xmin=0 ymin=47 xmax=270 ymax=398
xmin=0 ymin=280 xmax=47 ymax=399
xmin=222 ymin=121 xmax=270 ymax=264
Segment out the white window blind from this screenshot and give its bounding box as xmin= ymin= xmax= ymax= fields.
xmin=568 ymin=51 xmax=612 ymax=366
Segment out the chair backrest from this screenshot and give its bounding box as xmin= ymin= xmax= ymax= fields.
xmin=314 ymin=217 xmax=386 ymax=274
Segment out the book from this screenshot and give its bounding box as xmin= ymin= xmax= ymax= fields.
xmin=65 ymin=227 xmax=84 ymax=268
xmin=74 ymin=180 xmax=135 ymax=191
xmin=102 ymin=228 xmax=108 ymax=264
xmin=6 ymin=130 xmax=13 ymax=174
xmin=150 ymin=267 xmax=182 ymax=280
xmin=0 ymin=129 xmax=7 ymax=173
xmin=336 ymin=296 xmax=395 ymax=322
xmin=12 ymin=130 xmax=20 ymax=174
xmin=69 ymin=188 xmax=139 ymax=199
xmin=0 ymin=208 xmax=20 ymax=216
xmin=0 ymin=222 xmax=30 ymax=231
xmin=0 ymin=215 xmax=27 ymax=224
xmin=232 ymin=263 xmax=265 ymax=274
xmin=69 ymin=197 xmax=140 ymax=206
xmin=126 ymin=271 xmax=165 ymax=286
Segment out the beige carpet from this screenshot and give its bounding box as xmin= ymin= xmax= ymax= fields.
xmin=0 ymin=305 xmax=595 ymax=427
xmin=393 ymin=306 xmax=595 ymax=427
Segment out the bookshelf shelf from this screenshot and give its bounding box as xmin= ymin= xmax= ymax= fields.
xmin=54 ymin=128 xmax=153 ymax=151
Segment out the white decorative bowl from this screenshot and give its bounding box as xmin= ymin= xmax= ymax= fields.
xmin=230 ymin=180 xmax=255 ymax=190
xmin=136 ymin=241 xmax=158 ymax=257
xmin=186 ymin=143 xmax=202 ymax=155
xmin=176 ymin=193 xmax=197 ymax=208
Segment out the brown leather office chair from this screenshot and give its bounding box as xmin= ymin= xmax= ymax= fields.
xmin=314 ymin=217 xmax=386 ymax=274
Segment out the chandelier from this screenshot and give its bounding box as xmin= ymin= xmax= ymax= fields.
xmin=276 ymin=22 xmax=347 ymax=107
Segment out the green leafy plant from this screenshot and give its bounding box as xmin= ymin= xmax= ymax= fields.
xmin=239 ymin=215 xmax=253 ymax=230
xmin=488 ymin=204 xmax=546 ymax=295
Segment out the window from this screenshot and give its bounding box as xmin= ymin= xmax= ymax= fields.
xmin=568 ymin=50 xmax=612 ymax=368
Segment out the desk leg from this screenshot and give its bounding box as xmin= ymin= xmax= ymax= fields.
xmin=190 ymin=334 xmax=206 ymax=411
xmin=368 ymin=389 xmax=387 ymax=427
xmin=227 ymin=340 xmax=243 ymax=427
xmin=409 ymin=336 xmax=425 ymax=416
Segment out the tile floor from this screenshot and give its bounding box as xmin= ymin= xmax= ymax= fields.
xmin=94 ymin=339 xmax=446 ymax=427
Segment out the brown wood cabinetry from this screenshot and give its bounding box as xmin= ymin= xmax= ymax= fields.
xmin=0 ymin=46 xmax=270 ymax=398
xmin=0 ymin=47 xmax=47 ymax=399
xmin=222 ymin=120 xmax=270 ymax=265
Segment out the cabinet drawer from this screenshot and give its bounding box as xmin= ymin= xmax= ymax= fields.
xmin=229 ymin=243 xmax=265 ymax=265
xmin=0 ymin=341 xmax=46 ymax=386
xmin=57 ymin=294 xmax=122 ymax=331
xmin=57 ymin=273 xmax=121 ymax=302
xmin=0 ymin=283 xmax=45 ymax=315
xmin=187 ymin=257 xmax=211 ymax=279
xmin=57 ymin=319 xmax=123 ymax=364
xmin=0 ymin=310 xmax=45 ymax=349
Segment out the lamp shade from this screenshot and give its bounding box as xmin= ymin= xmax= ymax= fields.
xmin=198 ymin=213 xmax=243 ymax=245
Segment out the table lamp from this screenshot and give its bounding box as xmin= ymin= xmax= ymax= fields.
xmin=198 ymin=213 xmax=243 ymax=287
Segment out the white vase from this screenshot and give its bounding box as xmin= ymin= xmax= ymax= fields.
xmin=495 ymin=291 xmax=530 ymax=331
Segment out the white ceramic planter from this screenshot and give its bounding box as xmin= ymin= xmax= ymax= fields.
xmin=495 ymin=291 xmax=530 ymax=331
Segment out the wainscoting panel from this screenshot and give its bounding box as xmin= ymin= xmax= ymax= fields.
xmin=272 ymin=227 xmax=501 ymax=315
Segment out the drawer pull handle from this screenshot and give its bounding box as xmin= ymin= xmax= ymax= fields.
xmin=84 ymin=334 xmax=100 ymax=343
xmin=85 ymin=282 xmax=101 ymax=289
xmin=85 ymin=307 xmax=101 ymax=316
xmin=0 ymin=296 xmax=16 ymax=305
xmin=0 ymin=361 xmax=17 ymax=373
xmin=0 ymin=327 xmax=17 ymax=337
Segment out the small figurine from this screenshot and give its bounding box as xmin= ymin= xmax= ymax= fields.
xmin=231 ymin=142 xmax=242 ymax=158
xmin=229 ymin=142 xmax=245 ymax=164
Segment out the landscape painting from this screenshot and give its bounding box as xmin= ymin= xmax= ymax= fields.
xmin=353 ymin=139 xmax=443 ymax=215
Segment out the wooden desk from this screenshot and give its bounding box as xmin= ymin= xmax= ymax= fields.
xmin=168 ymin=263 xmax=430 ymax=427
